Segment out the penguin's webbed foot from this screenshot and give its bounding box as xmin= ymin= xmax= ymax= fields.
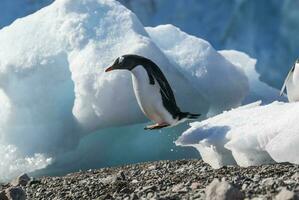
xmin=144 ymin=123 xmax=170 ymax=130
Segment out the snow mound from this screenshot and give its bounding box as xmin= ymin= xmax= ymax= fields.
xmin=176 ymin=101 xmax=299 ymax=168
xmin=146 ymin=25 xmax=249 ymax=116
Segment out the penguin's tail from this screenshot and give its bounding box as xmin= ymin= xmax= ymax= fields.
xmin=179 ymin=112 xmax=201 ymax=120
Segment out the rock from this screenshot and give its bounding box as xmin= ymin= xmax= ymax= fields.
xmin=190 ymin=182 xmax=201 ymax=190
xmin=261 ymin=178 xmax=275 ymax=186
xmin=11 ymin=174 xmax=30 ymax=187
xmin=100 ymin=175 xmax=115 ymax=185
xmin=28 ymin=179 xmax=41 ymax=186
xmin=116 ymin=171 xmax=126 ymax=181
xmin=0 ymin=190 xmax=8 ymax=200
xmin=98 ymin=194 xmax=113 ymax=200
xmin=147 ymin=165 xmax=156 ymax=170
xmin=275 ymin=188 xmax=299 ymax=200
xmin=253 ymin=175 xmax=261 ymax=182
xmin=172 ymin=183 xmax=184 ymax=192
xmin=140 ymin=185 xmax=157 ymax=193
xmin=130 ymin=193 xmax=139 ymax=200
xmin=5 ymin=187 xmax=26 ymax=200
xmin=205 ymin=179 xmax=244 ymax=200
xmin=131 ymin=179 xmax=138 ymax=184
xmin=146 ymin=191 xmax=155 ymax=198
xmin=242 ymin=183 xmax=248 ymax=190
xmin=16 ymin=159 xmax=299 ymax=199
xmin=292 ymin=172 xmax=299 ymax=180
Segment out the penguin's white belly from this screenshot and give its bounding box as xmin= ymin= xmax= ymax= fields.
xmin=286 ymin=73 xmax=299 ymax=102
xmin=131 ymin=66 xmax=175 ymax=124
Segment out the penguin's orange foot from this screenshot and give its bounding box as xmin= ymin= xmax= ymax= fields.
xmin=144 ymin=123 xmax=170 ymax=130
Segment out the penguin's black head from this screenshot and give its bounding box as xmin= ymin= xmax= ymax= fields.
xmin=105 ymin=54 xmax=147 ymax=72
xmin=296 ymin=58 xmax=299 ymax=64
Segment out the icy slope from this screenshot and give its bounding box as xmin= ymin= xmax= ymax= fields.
xmin=176 ymin=101 xmax=299 ymax=168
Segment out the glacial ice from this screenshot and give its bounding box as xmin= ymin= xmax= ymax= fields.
xmin=119 ymin=0 xmax=299 ymax=89
xmin=176 ymin=101 xmax=299 ymax=168
xmin=146 ymin=25 xmax=249 ymax=116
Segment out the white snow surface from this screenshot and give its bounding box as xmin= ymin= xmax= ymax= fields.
xmin=146 ymin=25 xmax=249 ymax=116
xmin=147 ymin=26 xmax=285 ymax=108
xmin=0 ymin=0 xmax=281 ymax=181
xmin=176 ymin=101 xmax=299 ymax=168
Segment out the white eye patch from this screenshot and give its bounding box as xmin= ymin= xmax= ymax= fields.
xmin=118 ymin=56 xmax=124 ymax=63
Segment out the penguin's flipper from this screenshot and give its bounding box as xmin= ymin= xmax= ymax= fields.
xmin=280 ymin=64 xmax=295 ymax=96
xmin=144 ymin=123 xmax=170 ymax=130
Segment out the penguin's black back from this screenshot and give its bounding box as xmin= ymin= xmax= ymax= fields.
xmin=136 ymin=56 xmax=182 ymax=118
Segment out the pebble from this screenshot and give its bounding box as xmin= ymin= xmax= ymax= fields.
xmin=10 ymin=174 xmax=30 ymax=187
xmin=5 ymin=186 xmax=26 ymax=200
xmin=0 ymin=159 xmax=298 ymax=200
xmin=275 ymin=187 xmax=299 ymax=200
xmin=205 ymin=178 xmax=244 ymax=200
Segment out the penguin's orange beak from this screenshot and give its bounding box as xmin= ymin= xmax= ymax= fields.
xmin=105 ymin=66 xmax=114 ymax=72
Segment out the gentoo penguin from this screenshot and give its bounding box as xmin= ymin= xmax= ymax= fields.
xmin=280 ymin=58 xmax=299 ymax=102
xmin=105 ymin=54 xmax=200 ymax=130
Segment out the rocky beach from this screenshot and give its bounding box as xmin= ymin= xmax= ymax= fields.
xmin=1 ymin=159 xmax=299 ymax=200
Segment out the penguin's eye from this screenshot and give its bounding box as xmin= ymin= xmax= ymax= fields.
xmin=118 ymin=56 xmax=124 ymax=64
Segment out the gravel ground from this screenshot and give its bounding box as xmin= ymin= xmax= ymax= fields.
xmin=2 ymin=159 xmax=299 ymax=199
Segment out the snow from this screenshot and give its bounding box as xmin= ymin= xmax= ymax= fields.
xmin=0 ymin=143 xmax=52 ymax=182
xmin=176 ymin=101 xmax=299 ymax=168
xmin=219 ymin=50 xmax=286 ymax=104
xmin=0 ymin=0 xmax=254 ymax=181
xmin=146 ymin=25 xmax=249 ymax=116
